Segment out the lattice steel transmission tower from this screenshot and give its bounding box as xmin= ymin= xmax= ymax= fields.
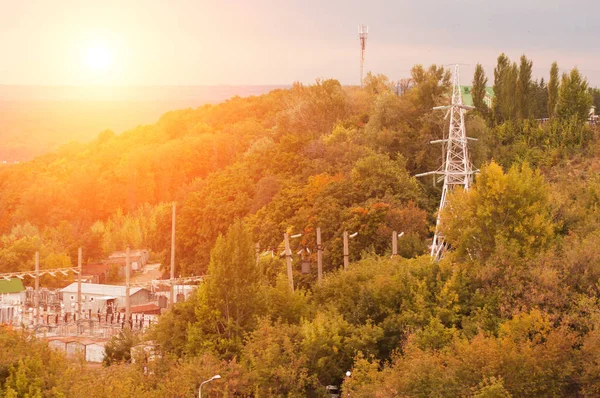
xmin=416 ymin=64 xmax=477 ymax=261
xmin=358 ymin=25 xmax=368 ymax=87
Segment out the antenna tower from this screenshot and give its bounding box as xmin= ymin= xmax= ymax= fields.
xmin=416 ymin=64 xmax=477 ymax=261
xmin=358 ymin=25 xmax=368 ymax=87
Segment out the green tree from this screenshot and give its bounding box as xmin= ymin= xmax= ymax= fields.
xmin=186 ymin=220 xmax=264 ymax=358
xmin=472 ymin=63 xmax=489 ymax=117
xmin=149 ymin=297 xmax=198 ymax=357
xmin=548 ymin=62 xmax=559 ymax=118
xmin=492 ymin=54 xmax=520 ymax=123
xmin=409 ymin=64 xmax=451 ymax=111
xmin=242 ymin=319 xmax=317 ymax=396
xmin=502 ymin=62 xmax=519 ymax=121
xmin=103 ymin=330 xmax=139 ymax=366
xmin=590 ymin=87 xmax=600 ymax=114
xmin=492 ymin=53 xmax=510 ymax=124
xmin=556 ymin=68 xmax=593 ymax=121
xmin=516 ymin=55 xmax=533 ymax=119
xmin=530 ymin=78 xmax=548 ymax=119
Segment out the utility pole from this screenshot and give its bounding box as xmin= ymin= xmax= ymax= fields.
xmin=255 ymin=242 xmax=260 ymax=267
xmin=392 ymin=230 xmax=398 ymax=257
xmin=343 ymin=231 xmax=349 ymax=271
xmin=77 ymin=247 xmax=82 ymax=322
xmin=170 ymin=202 xmax=176 ymax=308
xmin=34 ymin=251 xmax=39 ymax=326
xmin=125 ymin=246 xmax=131 ymax=329
xmin=317 ymin=227 xmax=323 ymax=283
xmin=283 ymin=233 xmax=294 ymax=292
xmin=358 ymin=25 xmax=368 ymax=88
xmin=416 ymin=64 xmax=476 ymax=261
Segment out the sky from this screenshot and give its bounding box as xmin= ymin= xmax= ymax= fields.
xmin=1 ymin=0 xmax=600 ymax=87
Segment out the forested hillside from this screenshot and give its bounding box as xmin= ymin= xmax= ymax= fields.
xmin=0 ymin=67 xmax=450 ymax=276
xmin=0 ymin=85 xmax=286 ymax=162
xmin=4 ymin=54 xmax=600 ymax=396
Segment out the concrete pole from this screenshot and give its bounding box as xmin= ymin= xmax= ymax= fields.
xmin=255 ymin=242 xmax=260 ymax=267
xmin=317 ymin=227 xmax=323 ymax=283
xmin=125 ymin=246 xmax=131 ymax=329
xmin=34 ymin=251 xmax=39 ymax=326
xmin=283 ymin=233 xmax=294 ymax=292
xmin=77 ymin=247 xmax=82 ymax=319
xmin=392 ymin=231 xmax=398 ymax=257
xmin=343 ymin=231 xmax=349 ymax=271
xmin=170 ymin=202 xmax=176 ymax=307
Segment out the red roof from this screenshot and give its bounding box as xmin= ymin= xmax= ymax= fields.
xmin=122 ymin=303 xmax=161 ymax=314
xmin=82 ymin=263 xmax=112 ymax=276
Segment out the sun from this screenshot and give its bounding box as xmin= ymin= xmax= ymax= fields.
xmin=86 ymin=45 xmax=112 ymax=71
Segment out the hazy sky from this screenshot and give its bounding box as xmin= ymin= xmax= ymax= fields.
xmin=2 ymin=0 xmax=600 ymax=86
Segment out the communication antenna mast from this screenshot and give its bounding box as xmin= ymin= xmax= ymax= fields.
xmin=415 ymin=64 xmax=477 ymax=261
xmin=358 ymin=24 xmax=368 ymax=87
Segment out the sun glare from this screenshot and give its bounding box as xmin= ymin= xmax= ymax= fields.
xmin=86 ymin=45 xmax=112 ymax=71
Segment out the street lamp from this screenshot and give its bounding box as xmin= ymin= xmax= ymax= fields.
xmin=199 ymin=374 xmax=221 ymax=398
xmin=345 ymin=371 xmax=351 ymax=397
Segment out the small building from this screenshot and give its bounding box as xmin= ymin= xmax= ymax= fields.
xmin=0 ymin=278 xmax=25 ymax=305
xmin=128 ymin=303 xmax=161 ymax=315
xmin=47 ymin=337 xmax=106 ymax=363
xmin=81 ymin=339 xmax=106 ymax=363
xmin=105 ymin=249 xmax=150 ymax=271
xmin=81 ymin=263 xmax=121 ymax=284
xmin=66 ymin=340 xmax=85 ymax=358
xmin=60 ymin=283 xmax=151 ymax=313
xmin=48 ymin=338 xmax=67 ymax=352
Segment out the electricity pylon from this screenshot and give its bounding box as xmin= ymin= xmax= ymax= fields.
xmin=416 ymin=64 xmax=477 ymax=261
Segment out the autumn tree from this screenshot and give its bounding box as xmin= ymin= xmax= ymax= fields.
xmin=440 ymin=162 xmax=554 ymax=261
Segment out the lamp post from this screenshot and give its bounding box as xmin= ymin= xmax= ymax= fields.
xmin=345 ymin=371 xmax=351 ymax=397
xmin=199 ymin=374 xmax=221 ymax=397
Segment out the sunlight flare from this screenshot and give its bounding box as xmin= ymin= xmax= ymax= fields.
xmin=85 ymin=45 xmax=112 ymax=71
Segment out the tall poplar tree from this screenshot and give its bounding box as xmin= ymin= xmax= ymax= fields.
xmin=493 ymin=54 xmax=519 ymax=123
xmin=492 ymin=53 xmax=510 ymax=124
xmin=472 ymin=63 xmax=489 ymax=117
xmin=500 ymin=62 xmax=519 ymax=121
xmin=548 ymin=62 xmax=559 ymax=118
xmin=516 ymin=55 xmax=533 ymax=119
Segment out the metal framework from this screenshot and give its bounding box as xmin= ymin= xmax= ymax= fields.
xmin=129 ymin=275 xmax=205 ymax=289
xmin=0 ymin=267 xmax=79 ymax=280
xmin=359 ymin=25 xmax=368 ymax=87
xmin=0 ymin=267 xmax=203 ymax=287
xmin=416 ymin=64 xmax=477 ymax=261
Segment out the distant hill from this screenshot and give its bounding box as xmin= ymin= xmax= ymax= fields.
xmin=0 ymin=85 xmax=288 ymax=162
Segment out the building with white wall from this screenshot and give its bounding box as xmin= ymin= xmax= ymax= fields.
xmin=60 ymin=283 xmax=151 ymax=314
xmin=0 ymin=278 xmax=25 ymax=305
